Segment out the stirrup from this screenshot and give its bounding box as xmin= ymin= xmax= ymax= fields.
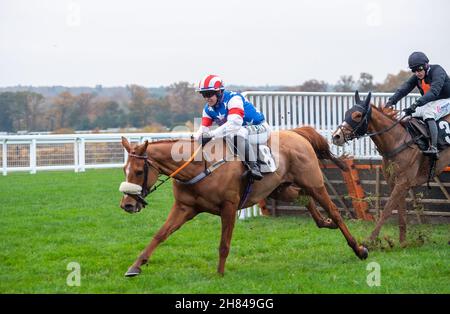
xmin=250 ymin=169 xmax=263 ymax=180
xmin=248 ymin=163 xmax=263 ymax=180
xmin=423 ymin=146 xmax=438 ymax=153
xmin=423 ymin=146 xmax=439 ymax=159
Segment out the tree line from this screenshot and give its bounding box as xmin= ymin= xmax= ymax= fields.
xmin=280 ymin=71 xmax=412 ymax=93
xmin=0 ymin=70 xmax=413 ymax=133
xmin=0 ymin=82 xmax=204 ymax=133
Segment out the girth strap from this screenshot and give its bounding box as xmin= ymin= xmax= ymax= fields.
xmin=238 ymin=177 xmax=254 ymax=210
xmin=384 ymin=135 xmax=423 ymax=159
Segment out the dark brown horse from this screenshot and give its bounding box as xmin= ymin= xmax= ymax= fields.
xmin=119 ymin=126 xmax=368 ymax=277
xmin=332 ymin=91 xmax=450 ymax=245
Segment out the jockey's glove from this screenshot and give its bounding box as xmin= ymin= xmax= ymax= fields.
xmin=385 ymin=99 xmax=394 ymax=107
xmin=403 ymin=103 xmax=417 ymax=116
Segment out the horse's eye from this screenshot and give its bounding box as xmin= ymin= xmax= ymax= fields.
xmin=136 ymin=170 xmax=144 ymax=176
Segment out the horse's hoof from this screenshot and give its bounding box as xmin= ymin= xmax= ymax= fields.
xmin=124 ymin=266 xmax=141 ymax=277
xmin=359 ymin=246 xmax=369 ymax=260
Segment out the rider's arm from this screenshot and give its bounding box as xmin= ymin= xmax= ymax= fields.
xmin=388 ymin=75 xmax=417 ymax=106
xmin=210 ymin=96 xmax=244 ymax=138
xmin=194 ymin=108 xmax=213 ymax=140
xmin=416 ymin=65 xmax=448 ymax=107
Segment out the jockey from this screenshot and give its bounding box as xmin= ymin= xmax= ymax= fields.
xmin=386 ymin=51 xmax=450 ymax=159
xmin=194 ymin=74 xmax=271 ymax=180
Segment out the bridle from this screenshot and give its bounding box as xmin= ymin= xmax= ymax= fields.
xmin=338 ymin=103 xmax=373 ymax=143
xmin=123 ymin=145 xmax=203 ymax=208
xmin=125 ymin=153 xmax=162 ymax=207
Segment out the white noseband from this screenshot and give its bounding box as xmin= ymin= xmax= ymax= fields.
xmin=119 ymin=182 xmax=142 ymax=195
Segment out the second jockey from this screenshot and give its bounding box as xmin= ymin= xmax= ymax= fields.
xmin=387 ymin=51 xmax=450 ymax=159
xmin=194 ymin=74 xmax=271 ymax=181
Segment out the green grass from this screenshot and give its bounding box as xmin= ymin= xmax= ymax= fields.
xmin=0 ymin=169 xmax=449 ymax=293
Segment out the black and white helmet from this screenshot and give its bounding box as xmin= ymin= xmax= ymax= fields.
xmin=408 ymin=51 xmax=429 ymax=69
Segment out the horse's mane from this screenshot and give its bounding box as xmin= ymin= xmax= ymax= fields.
xmin=148 ymin=138 xmax=194 ymax=145
xmin=371 ymin=104 xmax=400 ymax=122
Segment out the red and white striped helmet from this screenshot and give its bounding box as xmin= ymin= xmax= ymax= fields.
xmin=196 ymin=74 xmax=225 ymax=92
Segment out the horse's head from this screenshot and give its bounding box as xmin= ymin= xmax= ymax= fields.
xmin=332 ymin=90 xmax=372 ymax=146
xmin=119 ymin=137 xmax=159 ymax=214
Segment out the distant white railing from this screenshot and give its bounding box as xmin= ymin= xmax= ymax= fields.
xmin=0 ymin=133 xmax=191 ymax=175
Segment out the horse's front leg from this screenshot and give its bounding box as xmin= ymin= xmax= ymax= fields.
xmin=397 ymin=196 xmax=408 ymax=246
xmin=369 ymin=182 xmax=409 ymax=242
xmin=217 ymin=200 xmax=237 ymax=275
xmin=125 ymin=203 xmax=197 ymax=277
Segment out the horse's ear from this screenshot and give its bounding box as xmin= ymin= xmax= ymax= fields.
xmin=355 ymin=90 xmax=361 ymax=104
xmin=135 ymin=140 xmax=149 ymax=156
xmin=121 ymin=136 xmax=131 ymax=153
xmin=351 ymin=111 xmax=363 ymax=123
xmin=364 ymin=92 xmax=372 ymax=107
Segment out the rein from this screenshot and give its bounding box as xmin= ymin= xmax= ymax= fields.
xmin=343 ymin=106 xmax=408 ymax=141
xmin=362 ymin=114 xmax=409 ymax=138
xmin=363 ymin=114 xmax=413 ymax=159
xmin=341 ymin=107 xmax=413 ymax=158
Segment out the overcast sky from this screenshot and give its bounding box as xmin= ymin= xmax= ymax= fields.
xmin=1 ymin=0 xmax=449 ymax=87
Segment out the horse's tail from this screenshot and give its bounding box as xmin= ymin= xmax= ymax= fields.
xmin=290 ymin=126 xmax=349 ymax=172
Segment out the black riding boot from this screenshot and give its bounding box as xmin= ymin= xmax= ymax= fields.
xmin=233 ymin=135 xmax=263 ymax=181
xmin=424 ymin=118 xmax=439 ymax=159
xmin=247 ymin=161 xmax=263 ymax=181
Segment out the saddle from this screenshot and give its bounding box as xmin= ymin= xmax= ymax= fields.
xmin=256 ymin=144 xmax=278 ymax=173
xmin=224 ymin=137 xmax=278 ymax=174
xmin=404 ymin=117 xmax=450 ymax=153
xmin=404 ymin=116 xmax=450 ymax=188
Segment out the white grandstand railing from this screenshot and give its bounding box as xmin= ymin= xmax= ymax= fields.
xmin=242 ymin=91 xmax=421 ymax=159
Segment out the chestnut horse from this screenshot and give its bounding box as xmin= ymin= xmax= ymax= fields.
xmin=332 ymin=91 xmax=450 ymax=245
xmin=119 ymin=127 xmax=368 ymax=277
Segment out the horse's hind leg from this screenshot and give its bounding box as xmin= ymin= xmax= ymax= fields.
xmin=307 ymin=186 xmax=368 ymax=259
xmin=125 ymin=203 xmax=197 ymax=277
xmin=272 ymin=185 xmax=336 ymax=228
xmin=306 ymin=198 xmax=338 ymax=229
